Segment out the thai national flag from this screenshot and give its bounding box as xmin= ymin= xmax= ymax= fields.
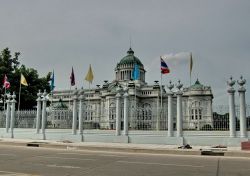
xmin=3 ymin=74 xmax=10 ymax=89
xmin=161 ymin=57 xmax=170 ymax=74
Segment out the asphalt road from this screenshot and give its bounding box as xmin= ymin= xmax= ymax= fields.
xmin=0 ymin=145 xmax=249 ymax=176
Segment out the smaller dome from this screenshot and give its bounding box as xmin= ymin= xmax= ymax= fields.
xmin=189 ymin=79 xmax=204 ymax=90
xmin=53 ymin=98 xmax=68 ymax=109
xmin=117 ymin=48 xmax=143 ymax=67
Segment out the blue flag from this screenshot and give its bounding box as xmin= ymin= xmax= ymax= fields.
xmin=132 ymin=63 xmax=140 ymax=80
xmin=50 ymin=70 xmax=55 ymax=91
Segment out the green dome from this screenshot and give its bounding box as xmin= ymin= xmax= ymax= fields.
xmin=117 ymin=48 xmax=143 ymax=67
xmin=189 ymin=79 xmax=204 ymax=90
xmin=53 ymin=98 xmax=68 ymax=109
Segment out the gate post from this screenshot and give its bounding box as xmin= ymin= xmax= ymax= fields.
xmin=238 ymin=76 xmax=247 ymax=138
xmin=72 ymin=88 xmax=78 ymax=135
xmin=78 ymin=89 xmax=84 ymax=134
xmin=123 ymin=88 xmax=129 ymax=136
xmin=10 ymin=92 xmax=16 ymax=138
xmin=36 ymin=90 xmax=42 ymax=133
xmin=5 ymin=94 xmax=11 ymax=133
xmin=176 ymin=80 xmax=183 ymax=137
xmin=227 ymin=77 xmax=236 ymax=137
xmin=41 ymin=90 xmax=47 ymax=140
xmin=116 ymin=88 xmax=121 ymax=136
xmin=167 ymin=81 xmax=174 ymax=137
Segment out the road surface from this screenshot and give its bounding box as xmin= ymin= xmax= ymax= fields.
xmin=0 ymin=145 xmax=249 ymax=176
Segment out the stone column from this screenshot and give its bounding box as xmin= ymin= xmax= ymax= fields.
xmin=167 ymin=81 xmax=174 ymax=137
xmin=78 ymin=90 xmax=84 ymax=134
xmin=72 ymin=89 xmax=78 ymax=135
xmin=41 ymin=90 xmax=47 ymax=140
xmin=5 ymin=94 xmax=11 ymax=133
xmin=36 ymin=90 xmax=42 ymax=134
xmin=227 ymin=77 xmax=236 ymax=137
xmin=123 ymin=89 xmax=129 ymax=136
xmin=176 ymin=80 xmax=183 ymax=137
xmin=10 ymin=92 xmax=16 ymax=138
xmin=237 ymin=76 xmax=247 ymax=138
xmin=116 ymin=90 xmax=121 ymax=136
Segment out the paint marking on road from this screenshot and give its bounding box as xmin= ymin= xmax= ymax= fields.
xmin=0 ymin=153 xmax=16 ymax=157
xmin=57 ymin=152 xmax=127 ymax=158
xmin=99 ymin=154 xmax=127 ymax=157
xmin=36 ymin=156 xmax=96 ymax=161
xmin=0 ymin=170 xmax=38 ymax=175
xmin=117 ymin=160 xmax=204 ymax=168
xmin=46 ymin=164 xmax=81 ymax=169
xmin=57 ymin=152 xmax=93 ymax=156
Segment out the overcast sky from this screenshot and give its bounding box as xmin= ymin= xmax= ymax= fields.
xmin=0 ymin=0 xmax=250 ymax=105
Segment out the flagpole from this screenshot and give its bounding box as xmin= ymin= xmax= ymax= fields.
xmin=4 ymin=87 xmax=6 ymax=111
xmin=51 ymin=91 xmax=53 ymax=110
xmin=160 ymin=72 xmax=163 ymax=117
xmin=18 ymin=81 xmax=21 ymax=119
xmin=134 ymin=82 xmax=136 ymax=108
xmin=69 ymin=85 xmax=71 ymax=109
xmin=87 ymin=82 xmax=90 ymax=121
xmin=190 ymin=52 xmax=193 ymax=87
xmin=190 ymin=72 xmax=192 ymax=87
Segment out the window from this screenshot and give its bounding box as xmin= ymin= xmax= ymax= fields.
xmin=190 ymin=101 xmax=202 ymax=121
xmin=109 ymin=103 xmax=116 ymax=120
xmin=191 ymin=109 xmax=194 ymax=120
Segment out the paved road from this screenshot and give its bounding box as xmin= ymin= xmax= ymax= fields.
xmin=0 ymin=145 xmax=249 ymax=176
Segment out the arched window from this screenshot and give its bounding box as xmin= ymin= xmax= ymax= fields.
xmin=190 ymin=101 xmax=203 ymax=121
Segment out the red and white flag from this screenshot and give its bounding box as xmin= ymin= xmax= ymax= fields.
xmin=3 ymin=74 xmax=10 ymax=89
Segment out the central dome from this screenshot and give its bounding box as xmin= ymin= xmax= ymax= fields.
xmin=117 ymin=48 xmax=143 ymax=67
xmin=115 ymin=48 xmax=146 ymax=83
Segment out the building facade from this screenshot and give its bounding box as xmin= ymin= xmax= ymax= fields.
xmin=50 ymin=48 xmax=213 ymax=130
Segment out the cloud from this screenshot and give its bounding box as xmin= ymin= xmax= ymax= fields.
xmin=0 ymin=0 xmax=250 ymax=105
xmin=161 ymin=52 xmax=191 ymax=67
xmin=146 ymin=52 xmax=191 ymax=74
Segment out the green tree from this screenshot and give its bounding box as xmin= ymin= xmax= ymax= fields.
xmin=0 ymin=48 xmax=51 ymax=110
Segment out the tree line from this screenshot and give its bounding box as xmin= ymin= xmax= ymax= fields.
xmin=0 ymin=48 xmax=51 ymax=110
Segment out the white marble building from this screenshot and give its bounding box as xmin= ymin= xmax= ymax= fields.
xmin=51 ymin=48 xmax=213 ymax=130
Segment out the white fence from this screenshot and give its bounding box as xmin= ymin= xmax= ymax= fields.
xmin=0 ymin=105 xmax=249 ymax=131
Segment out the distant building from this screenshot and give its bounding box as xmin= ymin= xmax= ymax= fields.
xmin=50 ymin=48 xmax=214 ymax=130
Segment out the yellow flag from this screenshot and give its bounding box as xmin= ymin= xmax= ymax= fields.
xmin=85 ymin=64 xmax=94 ymax=83
xmin=190 ymin=52 xmax=193 ymax=77
xmin=20 ymin=73 xmax=28 ymax=86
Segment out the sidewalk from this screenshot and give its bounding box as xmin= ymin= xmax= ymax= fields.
xmin=1 ymin=138 xmax=250 ymax=158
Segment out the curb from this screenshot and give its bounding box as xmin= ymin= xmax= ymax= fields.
xmin=0 ymin=140 xmax=250 ymax=158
